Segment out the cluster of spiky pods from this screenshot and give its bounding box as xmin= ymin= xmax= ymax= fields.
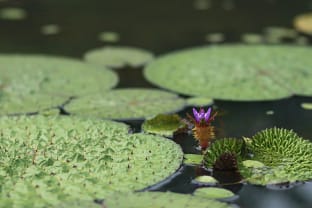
xmin=187 ymin=107 xmax=217 ymax=151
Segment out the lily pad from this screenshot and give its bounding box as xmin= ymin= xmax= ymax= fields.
xmin=294 ymin=13 xmax=312 ymax=35
xmin=144 ymin=45 xmax=312 ymax=101
xmin=193 ymin=187 xmax=235 ymax=199
xmin=0 ymin=7 xmax=27 ymax=20
xmin=98 ymin=31 xmax=120 ymax=43
xmin=241 ymin=33 xmax=263 ymax=44
xmin=142 ymin=114 xmax=187 ymax=137
xmin=186 ymin=96 xmax=214 ymax=107
xmin=301 ymin=102 xmax=312 ymax=110
xmin=65 ymin=88 xmax=186 ymax=120
xmin=84 ymin=46 xmax=154 ymax=69
xmin=193 ymin=175 xmax=218 ymax=184
xmin=0 ymin=115 xmax=184 ymax=206
xmin=40 ymin=24 xmax=61 ymax=35
xmin=184 ymin=154 xmax=203 ymax=165
xmin=0 ymin=55 xmax=117 ymax=115
xmin=204 ymin=128 xmax=312 ymax=185
xmin=104 ymin=191 xmax=231 ymax=208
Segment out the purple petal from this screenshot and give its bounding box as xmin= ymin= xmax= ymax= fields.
xmin=204 ymin=108 xmax=212 ymax=122
xmin=193 ymin=108 xmax=200 ymax=122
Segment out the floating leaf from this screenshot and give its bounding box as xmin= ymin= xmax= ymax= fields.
xmin=84 ymin=46 xmax=154 ymax=68
xmin=184 ymin=154 xmax=203 ymax=165
xmin=186 ymin=96 xmax=213 ymax=107
xmin=98 ymin=31 xmax=120 ymax=43
xmin=104 ymin=191 xmax=231 ymax=208
xmin=242 ymin=160 xmax=265 ymax=168
xmin=0 ymin=7 xmax=27 ymax=20
xmin=241 ymin=33 xmax=263 ymax=44
xmin=301 ymin=102 xmax=312 ymax=110
xmin=0 ymin=55 xmax=117 ymax=115
xmin=142 ymin=114 xmax=187 ymax=137
xmin=144 ymin=45 xmax=312 ymax=100
xmin=65 ymin=88 xmax=186 ymax=120
xmin=193 ymin=175 xmax=218 ymax=184
xmin=205 ymin=33 xmax=225 ymax=43
xmin=0 ymin=116 xmax=183 ymax=206
xmin=40 ymin=24 xmax=61 ymax=35
xmin=294 ymin=13 xmax=312 ymax=35
xmin=193 ymin=187 xmax=235 ymax=199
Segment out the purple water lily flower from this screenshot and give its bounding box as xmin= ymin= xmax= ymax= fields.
xmin=192 ymin=107 xmax=211 ymax=123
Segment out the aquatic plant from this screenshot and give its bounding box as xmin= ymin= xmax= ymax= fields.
xmin=65 ymin=88 xmax=186 ymax=120
xmin=84 ymin=46 xmax=154 ymax=69
xmin=203 ymin=128 xmax=312 ymax=185
xmin=142 ymin=114 xmax=187 ymax=137
xmin=193 ymin=187 xmax=235 ymax=199
xmin=104 ymin=191 xmax=232 ymax=208
xmin=0 ymin=55 xmax=117 ymax=115
xmin=188 ymin=107 xmax=217 ymax=150
xmin=0 ymin=115 xmax=184 ymax=207
xmin=144 ymin=45 xmax=312 ymax=101
xmin=204 ymin=138 xmax=244 ymax=169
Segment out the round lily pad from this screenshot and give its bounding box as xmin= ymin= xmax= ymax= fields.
xmin=184 ymin=154 xmax=203 ymax=165
xmin=0 ymin=7 xmax=27 ymax=20
xmin=84 ymin=46 xmax=154 ymax=69
xmin=301 ymin=102 xmax=312 ymax=110
xmin=241 ymin=33 xmax=263 ymax=44
xmin=186 ymin=96 xmax=214 ymax=107
xmin=193 ymin=187 xmax=235 ymax=199
xmin=144 ymin=45 xmax=312 ymax=101
xmin=0 ymin=55 xmax=117 ymax=115
xmin=294 ymin=13 xmax=312 ymax=35
xmin=142 ymin=114 xmax=187 ymax=137
xmin=65 ymin=88 xmax=186 ymax=120
xmin=104 ymin=191 xmax=231 ymax=208
xmin=40 ymin=24 xmax=61 ymax=35
xmin=98 ymin=31 xmax=120 ymax=43
xmin=0 ymin=116 xmax=184 ymax=206
xmin=193 ymin=176 xmax=218 ymax=184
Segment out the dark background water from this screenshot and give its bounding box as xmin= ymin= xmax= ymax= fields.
xmin=1 ymin=0 xmax=312 ymax=207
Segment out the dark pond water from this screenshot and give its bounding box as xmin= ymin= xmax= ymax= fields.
xmin=1 ymin=0 xmax=312 ymax=207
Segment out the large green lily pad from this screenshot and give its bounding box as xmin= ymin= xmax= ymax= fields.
xmin=0 ymin=55 xmax=117 ymax=115
xmin=0 ymin=7 xmax=27 ymax=20
xmin=204 ymin=128 xmax=312 ymax=185
xmin=144 ymin=45 xmax=312 ymax=101
xmin=84 ymin=46 xmax=154 ymax=69
xmin=142 ymin=114 xmax=187 ymax=137
xmin=0 ymin=116 xmax=183 ymax=207
xmin=104 ymin=191 xmax=231 ymax=208
xmin=65 ymin=88 xmax=186 ymax=120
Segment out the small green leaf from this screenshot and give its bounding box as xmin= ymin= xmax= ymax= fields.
xmin=193 ymin=187 xmax=235 ymax=199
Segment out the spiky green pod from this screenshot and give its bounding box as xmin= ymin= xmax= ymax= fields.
xmin=203 ymin=138 xmax=244 ymax=168
xmin=241 ymin=127 xmax=312 ymax=185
